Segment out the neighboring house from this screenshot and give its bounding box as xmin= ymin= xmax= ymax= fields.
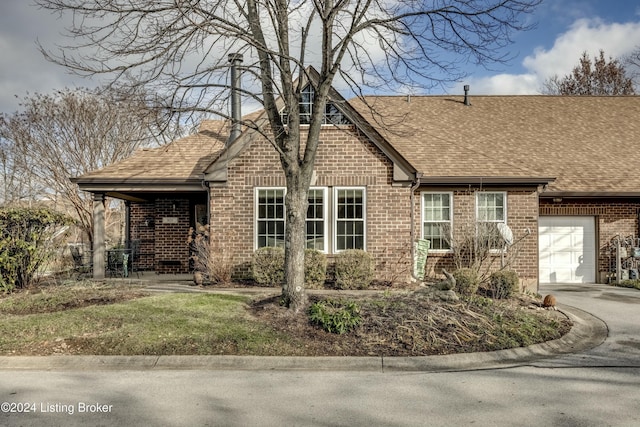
xmin=73 ymin=73 xmax=640 ymax=290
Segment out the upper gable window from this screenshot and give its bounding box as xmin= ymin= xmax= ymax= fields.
xmin=281 ymin=85 xmax=351 ymax=125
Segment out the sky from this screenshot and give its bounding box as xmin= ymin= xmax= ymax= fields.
xmin=1 ymin=0 xmax=640 ymax=115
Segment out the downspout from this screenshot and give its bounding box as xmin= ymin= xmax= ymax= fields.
xmin=202 ymin=179 xmax=211 ymax=230
xmin=410 ymin=173 xmax=423 ymax=282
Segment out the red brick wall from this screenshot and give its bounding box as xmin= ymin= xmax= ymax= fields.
xmin=539 ymin=199 xmax=640 ymax=282
xmin=129 ymin=203 xmax=155 ymax=271
xmin=420 ymin=187 xmax=540 ymax=290
xmin=154 ymin=198 xmax=191 ymax=273
xmin=129 ymin=198 xmax=192 ymax=273
xmin=209 ymin=125 xmax=413 ymax=282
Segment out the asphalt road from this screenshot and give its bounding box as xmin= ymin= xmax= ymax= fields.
xmin=1 ymin=283 xmax=639 ymax=427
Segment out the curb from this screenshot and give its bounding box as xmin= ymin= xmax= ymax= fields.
xmin=0 ymin=304 xmax=607 ymax=372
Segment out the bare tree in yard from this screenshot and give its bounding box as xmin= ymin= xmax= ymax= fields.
xmin=0 ymin=87 xmax=163 ymax=245
xmin=623 ymin=45 xmax=640 ymax=89
xmin=36 ymin=0 xmax=541 ymax=312
xmin=543 ymin=50 xmax=635 ymax=95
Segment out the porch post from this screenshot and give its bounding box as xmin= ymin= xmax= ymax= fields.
xmin=93 ymin=193 xmax=106 ymax=279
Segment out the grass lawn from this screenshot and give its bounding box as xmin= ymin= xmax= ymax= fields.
xmin=0 ymin=282 xmax=571 ymax=356
xmin=0 ymin=283 xmax=297 ymax=356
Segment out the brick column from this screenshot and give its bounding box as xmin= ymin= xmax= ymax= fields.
xmin=93 ymin=193 xmax=106 ymax=279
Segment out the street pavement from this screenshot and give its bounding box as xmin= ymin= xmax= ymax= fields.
xmin=0 ymin=283 xmax=639 ymax=426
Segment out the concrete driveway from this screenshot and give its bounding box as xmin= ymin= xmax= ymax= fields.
xmin=538 ymin=282 xmax=640 ymax=367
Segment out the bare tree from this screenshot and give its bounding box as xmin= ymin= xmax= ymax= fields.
xmin=543 ymin=50 xmax=635 ymax=95
xmin=0 ymin=87 xmax=164 ymax=244
xmin=36 ymin=0 xmax=541 ymax=312
xmin=622 ymin=45 xmax=640 ymax=89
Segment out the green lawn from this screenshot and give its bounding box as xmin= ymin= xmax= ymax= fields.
xmin=0 ymin=285 xmax=298 ymax=356
xmin=0 ymin=283 xmax=570 ymax=357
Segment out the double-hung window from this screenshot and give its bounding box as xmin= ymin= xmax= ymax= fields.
xmin=335 ymin=187 xmax=366 ymax=251
xmin=422 ymin=192 xmax=452 ymax=250
xmin=256 ymin=187 xmax=328 ymax=251
xmin=476 ymin=192 xmax=507 ymax=249
xmin=256 ymin=188 xmax=286 ymax=248
xmin=256 ymin=187 xmax=365 ymax=252
xmin=306 ymin=188 xmax=327 ymax=251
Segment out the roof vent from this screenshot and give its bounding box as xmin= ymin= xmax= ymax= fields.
xmin=228 ymin=53 xmax=243 ymax=145
xmin=463 ymin=85 xmax=471 ymax=106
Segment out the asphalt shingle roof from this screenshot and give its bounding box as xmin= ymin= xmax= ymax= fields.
xmin=76 ymin=95 xmax=640 ymax=196
xmin=74 ymin=120 xmax=228 ymax=183
xmin=349 ymin=95 xmax=640 ymax=194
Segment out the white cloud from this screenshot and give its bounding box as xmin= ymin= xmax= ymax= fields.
xmin=463 ymin=18 xmax=640 ymax=95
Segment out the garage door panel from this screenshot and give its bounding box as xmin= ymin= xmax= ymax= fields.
xmin=539 ymin=216 xmax=596 ymax=284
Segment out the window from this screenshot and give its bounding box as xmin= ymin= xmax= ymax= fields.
xmin=422 ymin=192 xmax=452 ymax=250
xmin=306 ymin=188 xmax=327 ymax=251
xmin=335 ymin=188 xmax=366 ymax=251
xmin=281 ymin=85 xmax=350 ymax=125
xmin=476 ymin=192 xmax=507 ymax=249
xmin=256 ymin=189 xmax=285 ymax=248
xmin=256 ymin=188 xmax=327 ymax=251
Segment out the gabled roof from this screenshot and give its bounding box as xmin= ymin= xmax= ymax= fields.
xmin=73 ymin=120 xmax=228 ymax=197
xmin=349 ymin=95 xmax=640 ymax=195
xmin=74 ymin=81 xmax=640 ymax=199
xmin=204 ymin=67 xmax=416 ymax=182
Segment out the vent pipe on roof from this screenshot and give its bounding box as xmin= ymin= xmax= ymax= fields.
xmin=228 ymin=53 xmax=243 ymax=145
xmin=463 ymin=85 xmax=471 ymax=106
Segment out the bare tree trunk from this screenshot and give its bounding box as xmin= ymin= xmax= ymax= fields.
xmin=282 ymin=180 xmax=309 ymax=312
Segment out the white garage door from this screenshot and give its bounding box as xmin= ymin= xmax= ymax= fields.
xmin=539 ymin=216 xmax=596 ymax=284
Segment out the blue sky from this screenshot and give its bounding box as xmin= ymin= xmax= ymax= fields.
xmin=1 ymin=0 xmax=640 ymax=114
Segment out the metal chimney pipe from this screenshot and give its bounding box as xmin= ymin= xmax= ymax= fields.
xmin=228 ymin=53 xmax=243 ymax=144
xmin=463 ymin=85 xmax=471 ymax=106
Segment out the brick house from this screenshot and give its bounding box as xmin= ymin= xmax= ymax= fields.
xmin=74 ymin=79 xmax=640 ymax=290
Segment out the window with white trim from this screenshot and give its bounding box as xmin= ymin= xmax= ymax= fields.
xmin=422 ymin=192 xmax=452 ymax=250
xmin=306 ymin=188 xmax=327 ymax=251
xmin=281 ymin=85 xmax=350 ymax=125
xmin=255 ymin=187 xmax=328 ymax=251
xmin=335 ymin=187 xmax=366 ymax=251
xmin=256 ymin=188 xmax=285 ymax=248
xmin=476 ymin=192 xmax=507 ymax=249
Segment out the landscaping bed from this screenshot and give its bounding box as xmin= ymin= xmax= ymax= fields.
xmin=0 ymin=281 xmax=571 ymax=356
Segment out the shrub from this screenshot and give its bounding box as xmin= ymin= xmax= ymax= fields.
xmin=252 ymin=247 xmax=328 ymax=288
xmin=0 ymin=208 xmax=72 ymax=292
xmin=188 ymin=231 xmax=234 ymax=285
xmin=308 ymin=299 xmax=362 ymax=334
xmin=453 ymin=268 xmax=480 ymax=295
xmin=334 ymin=249 xmax=373 ymax=290
xmin=305 ymin=249 xmax=327 ymax=289
xmin=488 ymin=270 xmax=519 ymax=299
xmin=252 ymin=247 xmax=285 ymax=287
xmin=615 ymin=279 xmax=640 ymax=290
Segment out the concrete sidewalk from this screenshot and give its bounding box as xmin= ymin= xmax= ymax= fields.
xmin=0 ymin=297 xmax=607 ymax=372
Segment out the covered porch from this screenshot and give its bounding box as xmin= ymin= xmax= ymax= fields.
xmin=86 ymin=187 xmax=209 ymax=279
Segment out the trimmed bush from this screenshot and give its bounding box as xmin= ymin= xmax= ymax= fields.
xmin=252 ymin=247 xmax=328 ymax=288
xmin=309 ymin=299 xmax=362 ymax=334
xmin=334 ymin=249 xmax=373 ymax=290
xmin=453 ymin=268 xmax=480 ymax=295
xmin=251 ymin=247 xmax=285 ymax=287
xmin=488 ymin=270 xmax=519 ymax=299
xmin=305 ymin=249 xmax=327 ymax=289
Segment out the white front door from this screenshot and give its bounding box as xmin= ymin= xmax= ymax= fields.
xmin=539 ymin=216 xmax=596 ymax=283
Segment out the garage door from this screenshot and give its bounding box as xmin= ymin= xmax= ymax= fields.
xmin=539 ymin=216 xmax=596 ymax=283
